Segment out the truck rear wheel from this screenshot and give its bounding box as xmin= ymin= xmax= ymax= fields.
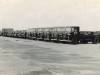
xmin=42 ymin=34 xmax=44 ymax=41
xmin=92 ymin=37 xmax=98 ymax=44
xmin=49 ymin=33 xmax=51 ymax=42
xmin=57 ymin=34 xmax=59 ymax=43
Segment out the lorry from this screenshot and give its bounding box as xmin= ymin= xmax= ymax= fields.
xmin=2 ymin=28 xmax=14 ymax=37
xmin=1 ymin=26 xmax=99 ymax=45
xmin=24 ymin=26 xmax=99 ymax=44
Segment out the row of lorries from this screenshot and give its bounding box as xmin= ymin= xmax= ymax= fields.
xmin=0 ymin=26 xmax=100 ymax=45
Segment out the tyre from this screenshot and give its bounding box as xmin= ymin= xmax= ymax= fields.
xmin=57 ymin=34 xmax=59 ymax=43
xmin=49 ymin=33 xmax=51 ymax=42
xmin=42 ymin=34 xmax=44 ymax=41
xmin=34 ymin=33 xmax=37 ymax=40
xmin=72 ymin=38 xmax=78 ymax=45
xmin=92 ymin=37 xmax=98 ymax=44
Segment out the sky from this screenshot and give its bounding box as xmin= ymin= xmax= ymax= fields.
xmin=0 ymin=0 xmax=100 ymax=31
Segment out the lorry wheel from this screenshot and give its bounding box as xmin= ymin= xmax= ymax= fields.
xmin=57 ymin=38 xmax=59 ymax=43
xmin=42 ymin=34 xmax=45 ymax=41
xmin=49 ymin=33 xmax=51 ymax=42
xmin=34 ymin=36 xmax=37 ymax=40
xmin=72 ymin=39 xmax=78 ymax=45
xmin=49 ymin=38 xmax=51 ymax=42
xmin=57 ymin=34 xmax=59 ymax=43
xmin=92 ymin=38 xmax=98 ymax=44
xmin=48 ymin=36 xmax=51 ymax=42
xmin=42 ymin=36 xmax=44 ymax=41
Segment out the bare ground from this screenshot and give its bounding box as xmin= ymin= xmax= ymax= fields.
xmin=0 ymin=37 xmax=100 ymax=75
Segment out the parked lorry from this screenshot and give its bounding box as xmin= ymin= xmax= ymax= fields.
xmin=2 ymin=28 xmax=14 ymax=37
xmin=26 ymin=28 xmax=37 ymax=40
xmin=1 ymin=26 xmax=100 ymax=45
xmin=25 ymin=26 xmax=99 ymax=44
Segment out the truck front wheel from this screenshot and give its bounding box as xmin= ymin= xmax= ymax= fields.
xmin=72 ymin=38 xmax=78 ymax=45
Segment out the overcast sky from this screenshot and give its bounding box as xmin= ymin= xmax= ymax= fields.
xmin=0 ymin=0 xmax=100 ymax=31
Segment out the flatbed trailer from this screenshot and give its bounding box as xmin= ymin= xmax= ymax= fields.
xmin=1 ymin=26 xmax=100 ymax=45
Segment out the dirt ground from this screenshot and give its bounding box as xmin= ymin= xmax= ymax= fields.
xmin=0 ymin=37 xmax=100 ymax=75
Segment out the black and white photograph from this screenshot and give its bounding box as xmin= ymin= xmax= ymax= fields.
xmin=0 ymin=0 xmax=100 ymax=75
